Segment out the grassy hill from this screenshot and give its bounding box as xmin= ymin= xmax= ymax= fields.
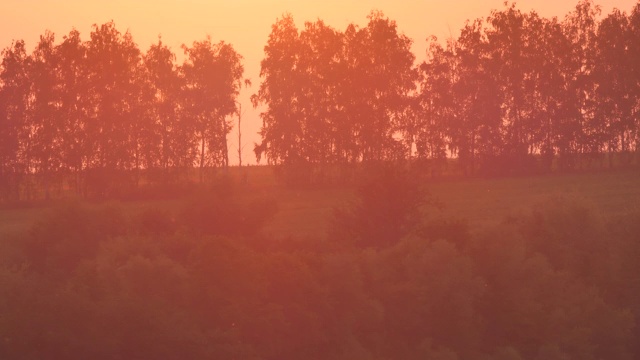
xmin=262 ymin=168 xmax=640 ymax=239
xmin=3 ymin=166 xmax=639 ymax=241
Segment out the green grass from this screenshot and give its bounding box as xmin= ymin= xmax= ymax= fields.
xmin=2 ymin=167 xmax=640 ymax=241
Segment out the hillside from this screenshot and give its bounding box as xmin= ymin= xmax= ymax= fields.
xmin=3 ymin=167 xmax=639 ymax=241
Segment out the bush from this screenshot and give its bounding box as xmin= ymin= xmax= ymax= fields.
xmin=179 ymin=183 xmax=278 ymax=238
xmin=23 ymin=201 xmax=128 ymax=275
xmin=331 ymin=164 xmax=431 ymax=247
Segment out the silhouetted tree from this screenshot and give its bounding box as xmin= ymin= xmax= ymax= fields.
xmin=528 ymin=15 xmax=570 ymax=171
xmin=453 ymin=18 xmax=502 ymax=175
xmin=84 ymin=22 xmax=142 ymax=196
xmin=344 ymin=11 xmax=416 ymax=162
xmin=594 ymin=9 xmax=635 ymax=166
xmin=631 ymin=3 xmax=640 ymax=160
xmin=55 ymin=29 xmax=88 ymax=195
xmin=253 ymin=14 xmax=302 ymax=165
xmin=487 ymin=5 xmax=531 ymax=169
xmin=0 ymin=40 xmax=30 ymax=201
xmin=29 ymin=31 xmax=61 ymax=200
xmin=3 ymin=1 xmax=640 ymax=200
xmin=417 ymin=36 xmax=455 ymax=168
xmin=297 ymin=20 xmax=345 ymax=165
xmin=181 ymin=37 xmax=244 ymax=181
xmin=254 ymin=12 xmax=416 ymax=169
xmin=563 ymin=0 xmax=601 ymax=166
xmin=142 ymin=38 xmax=192 ymax=183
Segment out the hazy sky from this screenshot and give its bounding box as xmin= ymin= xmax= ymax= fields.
xmin=0 ymin=0 xmax=637 ymax=165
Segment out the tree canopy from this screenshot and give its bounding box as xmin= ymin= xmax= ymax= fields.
xmin=2 ymin=1 xmax=640 ymax=199
xmin=0 ymin=22 xmax=244 ymax=200
xmin=1 ymin=178 xmax=639 ymax=360
xmin=253 ymin=12 xmax=416 ymax=165
xmin=255 ymin=1 xmax=640 ymax=177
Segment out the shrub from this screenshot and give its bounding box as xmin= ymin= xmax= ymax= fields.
xmin=179 ymin=185 xmax=277 ymax=238
xmin=331 ymin=164 xmax=430 ymax=247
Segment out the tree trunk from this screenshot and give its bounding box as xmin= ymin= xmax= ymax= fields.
xmin=238 ymin=103 xmax=242 ymax=167
xmin=200 ymin=135 xmax=205 ymax=183
xmin=223 ymin=130 xmax=229 ymax=169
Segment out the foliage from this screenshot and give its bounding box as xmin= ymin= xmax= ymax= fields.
xmin=252 ymin=1 xmax=640 ymax=178
xmin=0 ymin=22 xmax=243 ymax=201
xmin=253 ymin=12 xmax=416 ymax=166
xmin=179 ymin=177 xmax=278 ymax=237
xmin=2 ymin=1 xmax=640 ymax=198
xmin=330 ymin=164 xmax=430 ymax=247
xmin=181 ymin=37 xmax=244 ymax=172
xmin=1 ymin=191 xmax=639 ymax=359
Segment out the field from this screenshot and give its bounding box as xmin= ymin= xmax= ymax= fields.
xmin=2 ymin=166 xmax=640 ymax=240
xmin=263 ymin=169 xmax=640 ymax=239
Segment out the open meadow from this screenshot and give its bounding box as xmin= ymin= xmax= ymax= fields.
xmin=2 ymin=166 xmax=640 ymax=241
xmin=264 ymin=168 xmax=640 ymax=239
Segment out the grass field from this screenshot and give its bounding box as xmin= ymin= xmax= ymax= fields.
xmin=428 ymin=169 xmax=640 ymax=227
xmin=2 ymin=167 xmax=640 ymax=241
xmin=262 ymin=168 xmax=640 ymax=240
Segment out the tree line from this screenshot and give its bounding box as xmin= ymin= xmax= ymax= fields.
xmin=0 ymin=22 xmax=243 ymax=201
xmin=255 ymin=0 xmax=640 ymax=176
xmin=1 ymin=171 xmax=639 ymax=359
xmin=2 ymin=0 xmax=640 ymax=201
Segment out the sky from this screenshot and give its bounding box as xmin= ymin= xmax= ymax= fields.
xmin=0 ymin=0 xmax=637 ymax=165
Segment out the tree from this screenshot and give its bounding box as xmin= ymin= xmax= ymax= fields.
xmin=181 ymin=37 xmax=243 ymax=181
xmin=417 ymin=36 xmax=456 ymax=169
xmin=529 ymin=15 xmax=572 ymax=171
xmin=344 ymin=11 xmax=416 ymax=162
xmin=484 ymin=5 xmax=569 ymax=173
xmin=563 ymin=0 xmax=601 ymax=166
xmin=29 ymin=31 xmax=61 ymax=200
xmin=452 ymin=19 xmax=502 ymax=175
xmin=486 ymin=4 xmax=530 ymax=168
xmin=253 ymin=14 xmax=302 ymax=165
xmin=594 ymin=9 xmax=635 ymax=166
xmin=253 ymin=15 xmax=352 ymax=184
xmin=142 ymin=38 xmax=192 ymax=183
xmin=55 ymin=29 xmax=88 ymax=195
xmin=297 ymin=20 xmax=345 ymax=165
xmin=254 ymin=12 xmax=416 ymax=169
xmin=631 ymin=3 xmax=640 ymax=158
xmin=0 ymin=40 xmax=30 ymax=201
xmin=84 ymin=22 xmax=143 ymax=195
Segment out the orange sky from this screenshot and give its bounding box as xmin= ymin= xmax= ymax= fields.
xmin=0 ymin=0 xmax=637 ymax=165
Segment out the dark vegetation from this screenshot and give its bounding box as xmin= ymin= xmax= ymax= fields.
xmin=254 ymin=0 xmax=640 ymax=178
xmin=1 ymin=167 xmax=639 ymax=359
xmin=2 ymin=0 xmax=640 ymax=201
xmin=0 ymin=23 xmax=244 ymax=201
